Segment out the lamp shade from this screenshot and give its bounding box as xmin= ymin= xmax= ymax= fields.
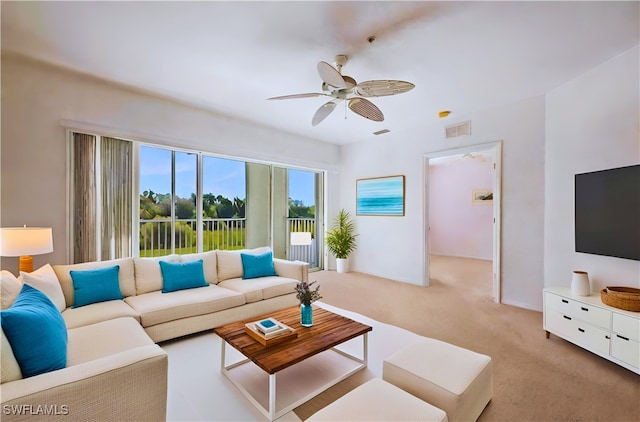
xmin=290 ymin=232 xmax=312 ymax=246
xmin=0 ymin=227 xmax=54 ymax=256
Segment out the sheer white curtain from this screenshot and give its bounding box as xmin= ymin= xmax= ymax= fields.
xmin=71 ymin=133 xmax=132 ymax=263
xmin=101 ymin=136 xmax=133 ymax=260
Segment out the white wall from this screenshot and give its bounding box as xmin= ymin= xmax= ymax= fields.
xmin=429 ymin=158 xmax=493 ymax=260
xmin=0 ymin=54 xmax=340 ymax=274
xmin=545 ymin=45 xmax=640 ymax=293
xmin=341 ymin=95 xmax=546 ymax=310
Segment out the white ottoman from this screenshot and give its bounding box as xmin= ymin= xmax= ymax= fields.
xmin=307 ymin=378 xmax=448 ymax=422
xmin=383 ymin=339 xmax=492 ymax=422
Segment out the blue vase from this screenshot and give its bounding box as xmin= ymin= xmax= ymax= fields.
xmin=300 ymin=303 xmax=313 ymax=327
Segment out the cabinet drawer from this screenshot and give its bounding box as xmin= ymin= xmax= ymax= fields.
xmin=611 ymin=334 xmax=640 ymax=369
xmin=546 ymin=309 xmax=610 ymax=356
xmin=612 ymin=313 xmax=640 ymax=342
xmin=544 ymin=292 xmax=611 ymax=329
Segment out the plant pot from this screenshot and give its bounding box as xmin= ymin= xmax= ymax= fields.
xmin=336 ymin=258 xmax=349 ymax=273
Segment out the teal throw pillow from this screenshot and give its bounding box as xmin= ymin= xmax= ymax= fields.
xmin=160 ymin=259 xmax=207 ymax=293
xmin=0 ymin=284 xmax=68 ymax=377
xmin=70 ymin=265 xmax=123 ymax=308
xmin=241 ymin=251 xmax=278 ymax=279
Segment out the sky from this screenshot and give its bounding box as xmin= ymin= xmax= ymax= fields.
xmin=139 ymin=146 xmax=315 ymax=205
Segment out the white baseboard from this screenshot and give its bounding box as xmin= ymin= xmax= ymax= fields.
xmin=501 ymin=298 xmax=542 ymax=312
xmin=350 ymin=268 xmax=425 ymax=286
xmin=430 ymin=253 xmax=492 ymax=261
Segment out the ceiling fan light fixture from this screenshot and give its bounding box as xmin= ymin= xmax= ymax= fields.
xmin=269 ymin=55 xmax=414 ymax=126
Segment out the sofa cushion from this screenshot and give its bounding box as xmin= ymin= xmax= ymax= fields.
xmin=1 ymin=327 xmax=22 ymax=383
xmin=66 ymin=317 xmax=154 ymax=366
xmin=216 ymin=247 xmax=271 ymax=282
xmin=218 ymin=276 xmax=298 ymax=303
xmin=125 ymin=284 xmax=246 ymax=327
xmin=179 ymin=250 xmax=218 ymax=284
xmin=20 ymin=264 xmax=66 ymax=312
xmin=1 ymin=270 xmax=22 ymax=310
xmin=241 ymin=251 xmax=278 ymax=279
xmin=70 ymin=265 xmax=124 ymax=308
xmin=0 ymin=284 xmax=67 ymax=378
xmin=160 ymin=260 xmax=208 ymax=293
xmin=62 ymin=300 xmax=140 ymax=330
xmin=134 ymin=255 xmax=180 ymax=295
xmin=54 ymin=257 xmax=136 ymax=308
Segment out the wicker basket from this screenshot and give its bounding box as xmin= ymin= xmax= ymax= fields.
xmin=600 ymin=287 xmax=640 ymax=312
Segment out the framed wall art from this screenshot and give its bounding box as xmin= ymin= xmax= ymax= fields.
xmin=472 ymin=189 xmax=493 ymax=205
xmin=356 ymin=175 xmax=405 ymax=216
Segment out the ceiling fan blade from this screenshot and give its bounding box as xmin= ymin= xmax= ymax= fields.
xmin=348 ymin=98 xmax=384 ymax=122
xmin=354 ymin=80 xmax=415 ymax=97
xmin=317 ymin=61 xmax=347 ymax=89
xmin=267 ymin=93 xmax=327 ymax=100
xmin=312 ymin=100 xmax=338 ymax=126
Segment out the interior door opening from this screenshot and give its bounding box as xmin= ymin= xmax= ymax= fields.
xmin=423 ymin=142 xmax=502 ymax=303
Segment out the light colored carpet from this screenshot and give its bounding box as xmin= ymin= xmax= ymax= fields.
xmin=162 ymin=256 xmax=639 ymax=421
xmin=295 ymin=256 xmax=640 ymax=422
xmin=161 ymin=302 xmax=427 ymax=421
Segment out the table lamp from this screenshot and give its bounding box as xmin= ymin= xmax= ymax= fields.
xmin=0 ymin=227 xmax=54 ymax=273
xmin=290 ymin=232 xmax=312 ymax=246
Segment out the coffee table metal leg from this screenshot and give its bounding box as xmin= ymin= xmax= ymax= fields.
xmin=220 ymin=338 xmax=226 ymax=370
xmin=269 ymin=374 xmax=276 ymax=420
xmin=363 ymin=332 xmax=368 ymax=366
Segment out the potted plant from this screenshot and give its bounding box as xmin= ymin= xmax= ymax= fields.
xmin=325 ymin=209 xmax=357 ymax=273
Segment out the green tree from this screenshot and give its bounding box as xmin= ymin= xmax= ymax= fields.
xmin=233 ymin=197 xmax=245 ymax=218
xmin=289 ymin=198 xmax=314 ymax=218
xmin=176 ymin=197 xmax=196 ymax=219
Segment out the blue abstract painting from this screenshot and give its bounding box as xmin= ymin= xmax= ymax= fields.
xmin=356 ymin=175 xmax=405 ymax=216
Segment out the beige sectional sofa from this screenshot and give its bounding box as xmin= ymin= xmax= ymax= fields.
xmin=1 ymin=248 xmax=307 ymax=421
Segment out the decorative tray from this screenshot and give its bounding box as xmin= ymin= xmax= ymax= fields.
xmin=600 ymin=287 xmax=640 ymax=312
xmin=244 ymin=320 xmax=297 ymax=347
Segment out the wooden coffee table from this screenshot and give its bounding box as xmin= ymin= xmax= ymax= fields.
xmin=214 ymin=306 xmax=372 ymax=420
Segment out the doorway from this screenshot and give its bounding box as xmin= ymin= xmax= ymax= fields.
xmin=422 ymin=141 xmax=502 ymax=303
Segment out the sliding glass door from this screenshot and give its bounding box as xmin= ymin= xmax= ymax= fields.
xmin=284 ymin=168 xmax=323 ymax=270
xmin=74 ymin=138 xmax=324 ymax=267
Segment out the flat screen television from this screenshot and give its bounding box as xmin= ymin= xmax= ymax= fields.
xmin=575 ymin=164 xmax=640 ymax=261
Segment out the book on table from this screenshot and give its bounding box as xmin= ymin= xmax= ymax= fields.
xmin=244 ymin=318 xmax=297 ymax=346
xmin=253 ymin=318 xmax=292 ymax=338
xmin=255 ymin=318 xmax=283 ymax=334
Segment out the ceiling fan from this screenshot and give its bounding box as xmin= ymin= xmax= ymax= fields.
xmin=267 ymin=55 xmax=415 ymax=126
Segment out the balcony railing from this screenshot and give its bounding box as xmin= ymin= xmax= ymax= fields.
xmin=139 ymin=217 xmax=319 ymax=268
xmin=139 ymin=218 xmax=246 ymax=257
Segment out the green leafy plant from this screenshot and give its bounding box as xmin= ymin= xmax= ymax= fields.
xmin=325 ymin=209 xmax=357 ymax=259
xmin=295 ymin=281 xmax=322 ymax=306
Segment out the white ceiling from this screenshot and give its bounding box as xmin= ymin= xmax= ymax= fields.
xmin=2 ymin=1 xmax=638 ymax=145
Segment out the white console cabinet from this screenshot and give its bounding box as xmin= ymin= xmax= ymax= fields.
xmin=543 ymin=287 xmax=639 ymax=375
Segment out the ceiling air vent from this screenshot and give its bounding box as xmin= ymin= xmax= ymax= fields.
xmin=445 ymin=120 xmax=471 ymax=139
xmin=373 ymin=129 xmax=390 ymax=135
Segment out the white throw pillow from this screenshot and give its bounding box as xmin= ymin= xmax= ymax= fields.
xmin=1 ymin=270 xmax=22 ymax=310
xmin=20 ymin=264 xmax=67 ymax=312
xmin=1 ymin=328 xmax=23 ymax=383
